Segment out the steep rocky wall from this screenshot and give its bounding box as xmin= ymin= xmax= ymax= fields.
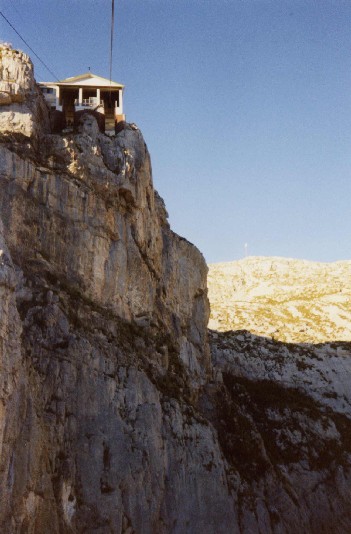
xmin=1 ymin=45 xmax=351 ymax=534
xmin=0 ymin=45 xmax=226 ymax=533
xmin=0 ymin=44 xmax=49 ymax=138
xmin=0 ymin=103 xmax=210 ymax=386
xmin=208 ymin=330 xmax=351 ymax=534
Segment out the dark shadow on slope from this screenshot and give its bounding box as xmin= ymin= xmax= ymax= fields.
xmin=210 ymin=327 xmax=351 ymax=355
xmin=203 ymin=329 xmax=351 ymax=483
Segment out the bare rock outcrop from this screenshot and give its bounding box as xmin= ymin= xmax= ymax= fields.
xmin=208 ymin=256 xmax=351 ymax=343
xmin=0 ymin=44 xmax=49 ymax=138
xmin=1 ymin=46 xmax=351 ymax=533
xmin=208 ymin=329 xmax=351 ymax=533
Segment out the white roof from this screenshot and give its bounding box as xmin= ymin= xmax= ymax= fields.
xmin=39 ymin=72 xmax=124 ymax=88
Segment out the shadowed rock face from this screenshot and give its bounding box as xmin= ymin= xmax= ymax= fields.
xmin=0 ymin=45 xmax=351 ymax=534
xmin=208 ymin=330 xmax=351 ymax=534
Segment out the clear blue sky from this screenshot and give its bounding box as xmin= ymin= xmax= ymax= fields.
xmin=2 ymin=0 xmax=351 ymax=263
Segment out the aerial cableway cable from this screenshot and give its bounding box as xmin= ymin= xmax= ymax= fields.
xmin=0 ymin=10 xmax=59 ymax=81
xmin=109 ymin=0 xmax=115 ymax=99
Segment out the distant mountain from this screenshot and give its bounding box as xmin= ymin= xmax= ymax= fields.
xmin=208 ymin=256 xmax=351 ymax=342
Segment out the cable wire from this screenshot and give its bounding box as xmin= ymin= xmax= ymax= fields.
xmin=0 ymin=10 xmax=60 ymax=81
xmin=109 ymin=0 xmax=115 ymax=89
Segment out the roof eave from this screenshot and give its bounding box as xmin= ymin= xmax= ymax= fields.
xmin=39 ymin=81 xmax=125 ymax=89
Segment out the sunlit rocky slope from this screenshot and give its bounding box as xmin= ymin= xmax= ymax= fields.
xmin=208 ymin=256 xmax=351 ymax=343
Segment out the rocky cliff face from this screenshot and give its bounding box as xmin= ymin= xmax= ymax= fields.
xmin=0 ymin=44 xmax=49 ymax=139
xmin=209 ymin=329 xmax=351 ymax=533
xmin=1 ymin=45 xmax=351 ymax=533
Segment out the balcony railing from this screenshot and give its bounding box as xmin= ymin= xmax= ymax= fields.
xmin=74 ymin=97 xmax=104 ymax=107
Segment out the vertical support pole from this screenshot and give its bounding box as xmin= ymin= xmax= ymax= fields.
xmin=55 ymin=85 xmax=60 ymax=108
xmin=96 ymin=88 xmax=101 ymax=105
xmin=118 ymin=89 xmax=123 ymax=113
xmin=78 ymin=87 xmax=83 ymax=105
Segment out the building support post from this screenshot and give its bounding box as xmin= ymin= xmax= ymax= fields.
xmin=78 ymin=87 xmax=83 ymax=105
xmin=119 ymin=89 xmax=123 ymax=114
xmin=55 ymin=85 xmax=60 ymax=108
xmin=96 ymin=88 xmax=100 ymax=105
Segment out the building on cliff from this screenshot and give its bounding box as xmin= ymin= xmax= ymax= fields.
xmin=39 ymin=72 xmax=125 ymax=133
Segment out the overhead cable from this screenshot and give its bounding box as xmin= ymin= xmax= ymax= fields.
xmin=0 ymin=10 xmax=60 ymax=81
xmin=109 ymin=0 xmax=115 ymax=87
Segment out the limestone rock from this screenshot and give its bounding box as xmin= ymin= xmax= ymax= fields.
xmin=208 ymin=256 xmax=351 ymax=343
xmin=208 ymin=329 xmax=351 ymax=533
xmin=0 ymin=119 xmax=210 ymax=382
xmin=0 ymin=43 xmax=50 ymax=138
